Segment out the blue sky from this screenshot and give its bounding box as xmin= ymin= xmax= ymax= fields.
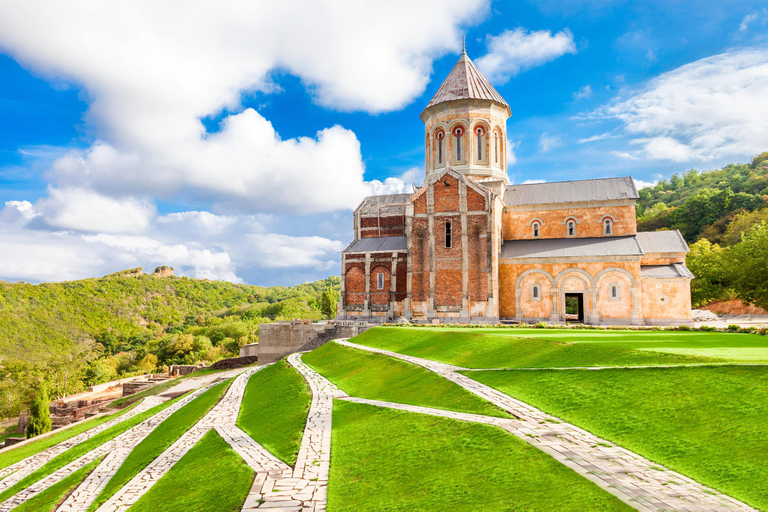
xmin=0 ymin=0 xmax=767 ymax=285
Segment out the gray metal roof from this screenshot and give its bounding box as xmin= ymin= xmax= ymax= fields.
xmin=504 ymin=177 xmax=639 ymax=206
xmin=500 ymin=235 xmax=643 ymax=259
xmin=356 ymin=193 xmax=411 ymax=211
xmin=641 ymin=263 xmax=694 ymax=279
xmin=343 ymin=236 xmax=408 ymax=253
xmin=636 ymin=230 xmax=689 ymax=254
xmin=424 ymin=51 xmax=508 ymax=110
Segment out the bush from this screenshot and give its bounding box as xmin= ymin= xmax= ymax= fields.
xmin=27 ymin=384 xmax=52 ymax=439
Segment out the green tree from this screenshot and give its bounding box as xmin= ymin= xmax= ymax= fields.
xmin=722 ymin=208 xmax=768 ymax=246
xmin=686 ymin=239 xmax=731 ymax=307
xmin=320 ymin=286 xmax=339 ymax=319
xmin=27 ymin=383 xmax=52 ymax=439
xmin=729 ymin=222 xmax=768 ymax=310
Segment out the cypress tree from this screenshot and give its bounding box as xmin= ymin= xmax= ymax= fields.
xmin=27 ymin=383 xmax=52 ymax=439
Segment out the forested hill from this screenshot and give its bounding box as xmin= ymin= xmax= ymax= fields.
xmin=0 ymin=269 xmax=340 ymax=418
xmin=637 ymin=152 xmax=768 ymax=311
xmin=636 ymin=151 xmax=768 ymax=243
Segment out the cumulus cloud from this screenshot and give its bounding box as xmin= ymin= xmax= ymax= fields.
xmin=591 ymin=47 xmax=768 ymax=162
xmin=476 ymin=28 xmax=576 ymax=84
xmin=244 ymin=234 xmax=343 ymax=270
xmin=0 ymin=0 xmax=488 ymax=214
xmin=633 ymin=178 xmax=658 ymax=189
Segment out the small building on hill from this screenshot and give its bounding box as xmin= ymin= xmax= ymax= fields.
xmin=338 ymin=49 xmax=693 ymax=326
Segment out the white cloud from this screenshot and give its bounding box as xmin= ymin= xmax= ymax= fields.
xmin=36 ymin=188 xmax=156 ymax=233
xmin=476 ymin=28 xmax=576 ymax=84
xmin=740 ymin=13 xmax=759 ymax=32
xmin=522 ymin=179 xmax=546 ymax=184
xmin=506 ymin=139 xmax=518 ymax=167
xmin=579 ymin=132 xmax=612 ymax=143
xmin=591 ymin=47 xmax=768 ymax=162
xmin=0 ymin=0 xmax=488 ymax=215
xmin=573 ymin=85 xmax=592 ymax=100
xmin=539 ymin=132 xmax=561 ymax=152
xmin=633 ymin=178 xmax=658 ymax=189
xmin=368 ymin=167 xmax=423 ymax=196
xmin=245 ymin=234 xmax=343 ymax=270
xmin=611 ymin=151 xmax=641 ymax=160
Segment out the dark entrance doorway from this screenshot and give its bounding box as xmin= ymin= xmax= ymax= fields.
xmin=565 ymin=293 xmax=585 ymax=323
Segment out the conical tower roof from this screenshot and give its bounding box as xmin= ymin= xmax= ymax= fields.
xmin=424 ymin=50 xmax=508 ymax=110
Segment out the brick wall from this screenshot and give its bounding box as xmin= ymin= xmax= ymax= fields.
xmin=503 ymin=204 xmax=637 ymax=240
xmin=344 ymin=266 xmax=365 ymax=304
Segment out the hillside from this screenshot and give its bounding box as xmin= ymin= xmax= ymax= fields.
xmin=635 ymin=152 xmax=768 ymax=309
xmin=636 ymin=151 xmax=768 ymax=243
xmin=0 ymin=269 xmax=340 ymax=418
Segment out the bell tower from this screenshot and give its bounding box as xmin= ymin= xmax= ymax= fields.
xmin=420 ymin=49 xmax=511 ymax=185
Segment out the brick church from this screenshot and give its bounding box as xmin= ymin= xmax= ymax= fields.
xmin=339 ymin=50 xmax=693 ymax=325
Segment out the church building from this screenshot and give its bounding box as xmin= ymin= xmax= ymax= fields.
xmin=339 ymin=50 xmax=693 ymax=325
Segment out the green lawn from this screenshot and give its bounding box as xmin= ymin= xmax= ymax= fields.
xmin=329 ymin=400 xmax=632 ymax=511
xmin=0 ymin=393 xmax=184 ymax=503
xmin=237 ymin=360 xmax=311 ymax=465
xmin=351 ymin=327 xmax=768 ymax=368
xmin=13 ymin=457 xmax=102 ymax=512
xmin=88 ymin=379 xmax=232 ymax=511
xmin=0 ymin=401 xmax=141 ymax=471
xmin=130 ymin=429 xmax=253 ymax=512
xmin=303 ymin=342 xmax=511 ymax=418
xmin=464 ymin=365 xmax=768 ymax=510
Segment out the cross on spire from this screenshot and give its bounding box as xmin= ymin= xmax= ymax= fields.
xmin=462 ymin=36 xmax=466 ymax=53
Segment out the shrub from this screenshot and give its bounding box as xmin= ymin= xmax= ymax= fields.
xmin=27 ymin=384 xmax=52 ymax=439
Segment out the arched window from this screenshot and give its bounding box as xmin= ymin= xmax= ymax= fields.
xmin=445 ymin=221 xmax=452 ymax=248
xmin=532 ymin=221 xmax=541 ymax=238
xmin=567 ymin=220 xmax=576 ymax=237
xmin=533 ymin=286 xmax=538 ymax=298
xmin=377 ymin=273 xmax=384 ymax=290
xmin=437 ymin=131 xmax=444 ymax=164
xmin=495 ymin=133 xmax=499 ymax=164
xmin=608 ymin=282 xmax=621 ymax=301
xmin=603 ymin=218 xmax=612 ymax=236
xmin=531 ymin=284 xmax=542 ymax=301
xmin=453 ymin=127 xmax=464 ymax=161
xmin=611 ymin=285 xmax=617 ymax=298
xmin=475 ymin=126 xmax=485 ymax=161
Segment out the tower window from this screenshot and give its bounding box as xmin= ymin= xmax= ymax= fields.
xmin=377 ymin=273 xmax=384 ymax=290
xmin=445 ymin=221 xmax=452 ymax=248
xmin=475 ymin=126 xmax=485 ymax=160
xmin=532 ymin=222 xmax=541 ymax=238
xmin=604 ymin=218 xmax=612 ymax=235
xmin=495 ymin=133 xmax=499 ymax=164
xmin=453 ymin=127 xmax=463 ymax=161
xmin=437 ymin=131 xmax=444 ymax=164
xmin=567 ymin=220 xmax=576 ymax=237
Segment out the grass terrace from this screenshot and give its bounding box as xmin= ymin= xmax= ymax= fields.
xmin=237 ymin=360 xmax=312 ymax=466
xmin=329 ymin=400 xmax=632 ymax=511
xmin=129 ymin=429 xmax=253 ymax=512
xmin=14 ymin=457 xmax=103 ymax=512
xmin=303 ymin=342 xmax=512 ymax=418
xmin=351 ymin=326 xmax=768 ymax=368
xmin=88 ymin=379 xmax=232 ymax=510
xmin=464 ymin=365 xmax=768 ymax=510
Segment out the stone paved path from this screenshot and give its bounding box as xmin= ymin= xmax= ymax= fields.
xmin=0 ymin=384 xmax=215 ymax=512
xmin=337 ymin=339 xmax=756 ymax=512
xmin=0 ymin=395 xmax=164 ymax=497
xmin=240 ymin=353 xmax=346 ymax=512
xmin=96 ymin=368 xmax=259 ymax=512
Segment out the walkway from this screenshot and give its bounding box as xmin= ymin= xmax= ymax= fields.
xmin=96 ymin=368 xmax=260 ymax=511
xmin=240 ymin=353 xmax=347 ymax=511
xmin=0 ymin=395 xmax=164 ymax=495
xmin=0 ymin=384 xmax=215 ymax=512
xmin=337 ymin=339 xmax=756 ymax=512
